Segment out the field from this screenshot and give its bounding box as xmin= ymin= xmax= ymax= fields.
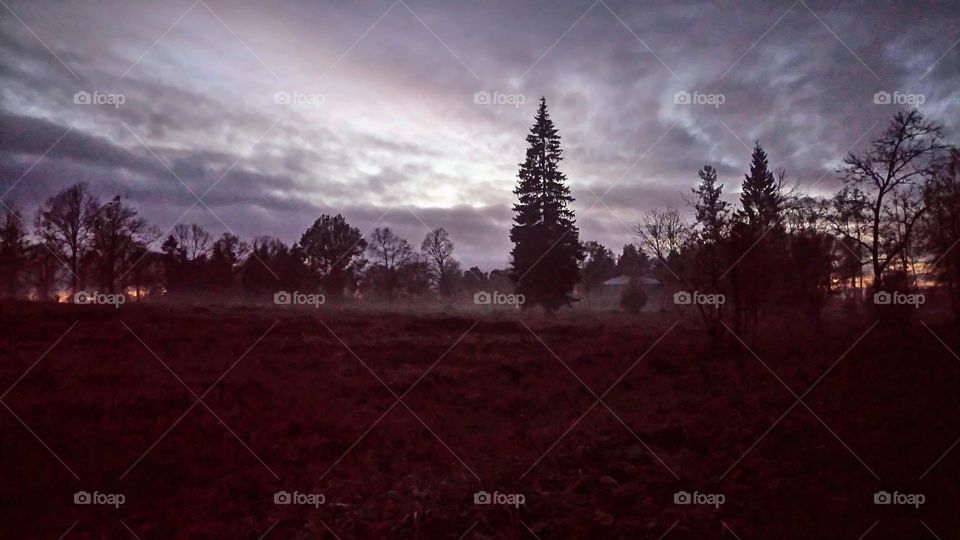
xmin=2 ymin=302 xmax=959 ymax=539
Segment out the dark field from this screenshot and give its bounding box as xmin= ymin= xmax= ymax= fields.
xmin=2 ymin=302 xmax=959 ymax=539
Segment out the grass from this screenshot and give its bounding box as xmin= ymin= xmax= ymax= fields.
xmin=1 ymin=301 xmax=958 ymax=538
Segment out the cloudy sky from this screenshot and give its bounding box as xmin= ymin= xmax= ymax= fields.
xmin=1 ymin=0 xmax=958 ymax=269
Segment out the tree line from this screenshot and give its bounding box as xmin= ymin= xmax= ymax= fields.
xmin=1 ymin=103 xmax=957 ymax=324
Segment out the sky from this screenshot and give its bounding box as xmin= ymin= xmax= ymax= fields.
xmin=1 ymin=0 xmax=958 ymax=270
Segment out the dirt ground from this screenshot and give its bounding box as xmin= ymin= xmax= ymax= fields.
xmin=1 ymin=301 xmax=959 ymax=538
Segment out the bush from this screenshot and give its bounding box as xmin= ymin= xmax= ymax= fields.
xmin=619 ymin=277 xmax=648 ymax=315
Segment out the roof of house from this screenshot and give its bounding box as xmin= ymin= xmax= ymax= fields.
xmin=602 ymin=275 xmax=661 ymax=287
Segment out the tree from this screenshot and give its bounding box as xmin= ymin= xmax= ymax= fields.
xmin=737 ymin=142 xmax=782 ymax=231
xmin=580 ymin=241 xmax=617 ymax=294
xmin=0 ymin=207 xmax=29 ymax=299
xmin=241 ymin=236 xmax=306 ymax=297
xmin=35 ymin=183 xmax=99 ymax=294
xmin=161 ymin=223 xmax=211 ymax=293
xmin=690 ymin=165 xmax=731 ymax=348
xmin=26 ymin=242 xmax=60 ymax=301
xmin=90 ymin=195 xmax=152 ymax=294
xmin=827 ymin=186 xmax=870 ymax=291
xmin=692 ymin=165 xmax=730 ymax=244
xmin=366 ymin=227 xmax=413 ymax=301
xmin=615 ymin=244 xmax=649 ymax=278
xmin=421 ymin=227 xmax=456 ymax=296
xmin=299 ymin=214 xmax=367 ymax=299
xmin=728 ymin=145 xmax=786 ymax=338
xmin=922 ymin=152 xmax=960 ymax=320
xmin=636 ymin=208 xmax=688 ymax=266
xmin=208 ymin=233 xmax=249 ymax=292
xmin=509 ymin=97 xmax=582 ymax=311
xmin=172 ymin=223 xmax=211 ymax=261
xmin=840 ymin=109 xmax=946 ymax=288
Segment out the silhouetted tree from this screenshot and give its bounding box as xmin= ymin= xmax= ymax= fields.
xmin=241 ymin=236 xmax=306 ymax=297
xmin=728 ymin=144 xmax=786 ymax=337
xmin=208 ymin=233 xmax=249 ymax=292
xmin=0 ymin=207 xmax=28 ymax=299
xmin=90 ymin=195 xmax=151 ymax=294
xmin=922 ymin=151 xmax=960 ymax=320
xmin=580 ymin=241 xmax=617 ymax=294
xmin=827 ymin=186 xmax=870 ymax=291
xmin=299 ymin=214 xmax=367 ymax=299
xmin=841 ymin=109 xmax=946 ymax=288
xmin=615 ymin=244 xmax=649 ymax=278
xmin=510 ymin=97 xmax=582 ymax=311
xmin=690 ymin=164 xmax=731 ymax=348
xmin=421 ymin=227 xmax=457 ymax=297
xmin=366 ymin=227 xmax=413 ymax=301
xmin=161 ymin=223 xmax=211 ymax=293
xmin=26 ymin=242 xmax=60 ymax=301
xmin=35 ymin=183 xmax=99 ymax=294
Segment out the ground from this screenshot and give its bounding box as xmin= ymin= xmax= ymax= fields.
xmin=1 ymin=301 xmax=959 ymax=539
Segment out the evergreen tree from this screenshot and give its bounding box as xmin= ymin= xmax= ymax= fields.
xmin=509 ymin=98 xmax=582 ymax=310
xmin=692 ymin=165 xmax=729 ymax=245
xmin=738 ymin=142 xmax=782 ymax=230
xmin=615 ymin=244 xmax=649 ymax=278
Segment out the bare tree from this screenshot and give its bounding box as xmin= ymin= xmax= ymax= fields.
xmin=840 ymin=109 xmax=946 ymax=287
xmin=172 ymin=223 xmax=212 ymax=261
xmin=369 ymin=227 xmax=413 ymax=271
xmin=421 ymin=227 xmax=455 ymax=295
xmin=35 ymin=183 xmax=100 ymax=294
xmin=636 ymin=208 xmax=689 ymax=264
xmin=91 ymin=195 xmax=153 ymax=293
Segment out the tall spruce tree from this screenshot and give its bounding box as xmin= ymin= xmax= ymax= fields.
xmin=510 ymin=97 xmax=582 ymax=310
xmin=738 ymin=141 xmax=782 ymax=230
